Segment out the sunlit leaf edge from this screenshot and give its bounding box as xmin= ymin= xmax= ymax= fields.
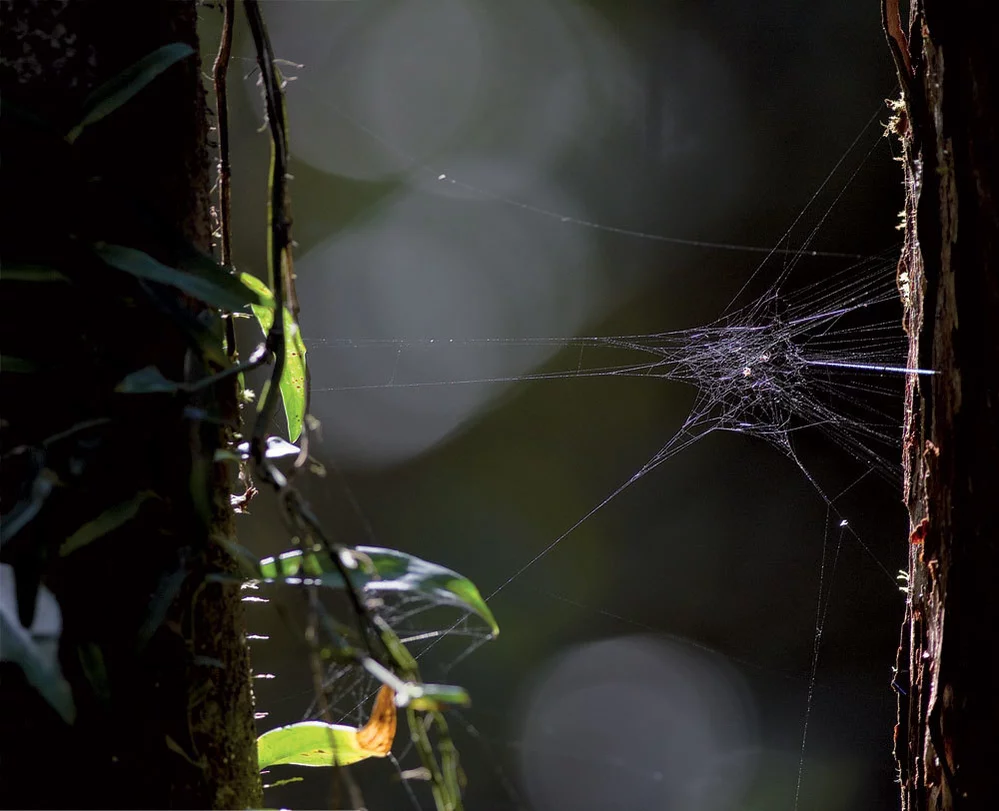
xmin=257 ymin=546 xmax=498 ymax=636
xmin=358 ymin=546 xmax=499 ymax=636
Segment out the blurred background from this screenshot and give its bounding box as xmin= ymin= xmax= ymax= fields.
xmin=199 ymin=1 xmax=905 ymax=808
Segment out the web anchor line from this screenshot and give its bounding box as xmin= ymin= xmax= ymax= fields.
xmin=434 ymin=173 xmax=871 ymax=261
xmin=803 ymin=359 xmax=935 ymax=375
xmin=320 ymin=92 xmax=884 ymax=264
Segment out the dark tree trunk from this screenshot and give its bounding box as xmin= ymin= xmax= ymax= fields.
xmin=887 ymin=1 xmax=999 ymax=809
xmin=0 ymin=1 xmax=261 ymax=807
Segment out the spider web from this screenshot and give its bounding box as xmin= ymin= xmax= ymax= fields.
xmin=228 ymin=9 xmax=911 ymax=811
xmin=244 ymin=125 xmax=911 ymax=811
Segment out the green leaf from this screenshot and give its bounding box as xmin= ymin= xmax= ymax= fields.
xmin=77 ymin=643 xmax=111 ymax=706
xmin=1 ymin=266 xmax=68 ymax=283
xmin=67 ymin=43 xmax=194 ymax=142
xmin=136 ymin=278 xmax=230 ymax=368
xmin=60 ymin=491 xmax=156 ymax=557
xmin=257 ymin=721 xmax=372 ymax=769
xmin=96 ymin=244 xmax=264 ymax=312
xmin=241 ymin=273 xmax=307 ymax=441
xmin=0 ymin=356 xmax=37 ymax=373
xmin=258 ymin=549 xmax=347 ymax=589
xmin=116 ymin=362 xmax=246 ymax=397
xmin=114 ymin=366 xmax=181 ymax=395
xmin=258 ymin=547 xmax=499 ymax=636
xmin=280 ymin=311 xmax=308 ymax=442
xmin=240 ymin=271 xmax=275 ymax=311
xmin=0 ymin=565 xmax=75 ymax=724
xmin=165 ymin=734 xmax=205 ymax=768
xmin=0 ymin=470 xmax=58 ymax=548
xmin=211 ymin=536 xmax=263 ymax=582
xmin=358 ymin=547 xmax=499 ymax=636
xmin=136 ymin=563 xmax=189 ymax=652
xmin=407 ymin=683 xmax=472 ymax=712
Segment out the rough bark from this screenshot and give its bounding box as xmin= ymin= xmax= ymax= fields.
xmin=887 ymin=1 xmax=999 ymax=809
xmin=0 ymin=1 xmax=261 ymax=807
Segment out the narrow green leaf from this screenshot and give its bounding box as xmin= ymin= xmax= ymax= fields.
xmin=407 ymin=683 xmax=472 ymax=712
xmin=0 ymin=470 xmax=58 ymax=548
xmin=0 ymin=356 xmax=37 ymax=373
xmin=1 ymin=266 xmax=68 ymax=283
xmin=67 ymin=43 xmax=194 ymax=142
xmin=0 ymin=565 xmax=75 ymax=724
xmin=257 ymin=547 xmax=499 ymax=636
xmin=136 ymin=563 xmax=189 ymax=651
xmin=258 ymin=549 xmax=346 ymax=589
xmin=239 ymin=272 xmax=275 ymax=307
xmin=0 ymin=617 xmax=75 ymax=724
xmin=60 ymin=492 xmax=156 ymax=557
xmin=280 ymin=310 xmax=308 ymax=442
xmin=257 ymin=721 xmax=371 ymax=769
xmin=97 ymin=244 xmax=263 ymax=312
xmin=241 ymin=273 xmax=307 ymax=441
xmin=212 ymin=536 xmax=263 ymax=580
xmin=136 ymin=278 xmax=230 ymax=368
xmin=116 ymin=362 xmax=246 ymax=397
xmin=165 ymin=734 xmax=204 ymax=768
xmin=115 ymin=366 xmax=180 ymax=394
xmin=77 ymin=642 xmax=111 ymax=706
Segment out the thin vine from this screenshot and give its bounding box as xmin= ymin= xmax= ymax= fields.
xmin=236 ymin=3 xmax=478 ymax=809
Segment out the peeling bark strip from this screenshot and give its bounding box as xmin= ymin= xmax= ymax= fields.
xmin=886 ymin=1 xmax=999 ymax=810
xmin=0 ymin=2 xmax=260 ymax=807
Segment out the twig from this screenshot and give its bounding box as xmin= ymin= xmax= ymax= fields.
xmin=213 ymin=0 xmax=260 ymax=506
xmin=281 ymin=488 xmax=383 ymax=658
xmin=213 ymin=0 xmax=236 ymax=362
xmin=243 ymin=0 xmax=288 ymax=479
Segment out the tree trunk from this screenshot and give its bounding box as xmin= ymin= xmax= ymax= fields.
xmin=0 ymin=1 xmax=261 ymax=807
xmin=887 ymin=1 xmax=999 ymax=809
